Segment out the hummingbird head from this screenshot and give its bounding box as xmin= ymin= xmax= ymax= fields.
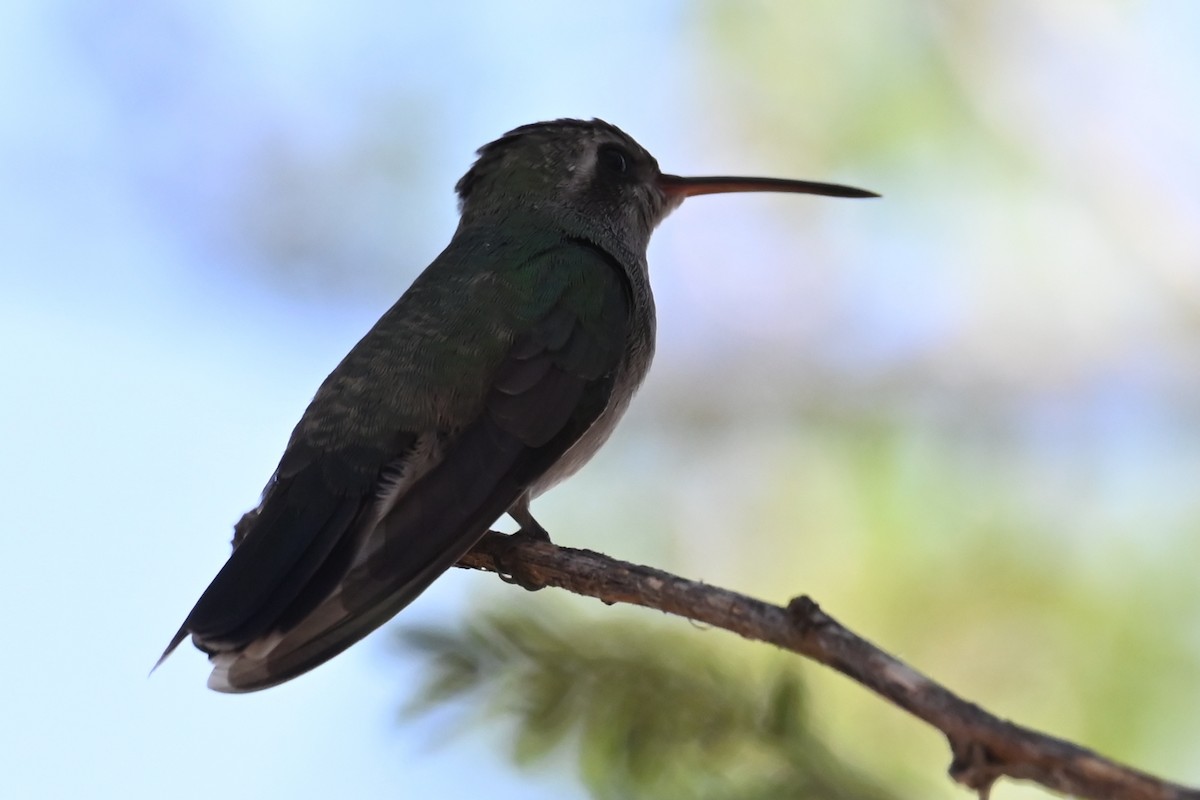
xmin=456 ymin=119 xmax=674 ymax=252
xmin=456 ymin=118 xmax=877 ymax=254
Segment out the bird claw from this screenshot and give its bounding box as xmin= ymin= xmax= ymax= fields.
xmin=494 ymin=527 xmax=549 ymax=591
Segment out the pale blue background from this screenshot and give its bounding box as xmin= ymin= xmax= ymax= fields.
xmin=2 ymin=2 xmax=689 ymax=797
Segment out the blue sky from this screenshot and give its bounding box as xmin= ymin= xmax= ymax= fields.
xmin=0 ymin=1 xmax=693 ymax=797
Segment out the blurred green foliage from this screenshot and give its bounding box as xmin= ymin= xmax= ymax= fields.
xmin=399 ymin=419 xmax=1200 ymax=799
xmin=400 ymin=606 xmax=897 ymax=800
xmin=697 ymin=2 xmax=997 ymax=168
xmin=394 ymin=2 xmax=1200 ymax=798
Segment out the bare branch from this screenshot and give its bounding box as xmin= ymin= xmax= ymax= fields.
xmin=455 ymin=531 xmax=1200 ymax=800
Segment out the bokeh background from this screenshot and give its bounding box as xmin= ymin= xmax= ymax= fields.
xmin=3 ymin=1 xmax=1199 ymax=798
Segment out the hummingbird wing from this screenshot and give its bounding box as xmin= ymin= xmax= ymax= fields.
xmin=161 ymin=231 xmax=633 ymax=692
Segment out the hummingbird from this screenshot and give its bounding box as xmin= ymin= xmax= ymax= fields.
xmin=157 ymin=118 xmax=877 ymax=692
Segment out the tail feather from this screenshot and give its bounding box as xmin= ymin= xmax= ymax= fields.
xmin=205 ymin=407 xmax=533 ymax=692
xmin=150 ymin=625 xmax=191 ymax=676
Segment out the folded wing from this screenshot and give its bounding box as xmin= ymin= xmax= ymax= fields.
xmin=159 ymin=237 xmax=631 ymax=692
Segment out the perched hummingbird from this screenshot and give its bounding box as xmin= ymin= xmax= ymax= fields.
xmin=158 ymin=118 xmax=876 ymax=692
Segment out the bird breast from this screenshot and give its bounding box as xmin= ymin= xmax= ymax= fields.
xmin=527 ymin=272 xmax=656 ymax=498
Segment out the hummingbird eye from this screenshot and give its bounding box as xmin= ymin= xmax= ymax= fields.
xmin=596 ymin=144 xmax=630 ymax=175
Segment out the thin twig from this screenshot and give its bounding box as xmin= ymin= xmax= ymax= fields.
xmin=455 ymin=531 xmax=1200 ymax=800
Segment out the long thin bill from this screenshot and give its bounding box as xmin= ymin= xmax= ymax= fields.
xmin=659 ymin=174 xmax=879 ymax=199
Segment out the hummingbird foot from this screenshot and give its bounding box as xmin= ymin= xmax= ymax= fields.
xmin=494 ymin=534 xmax=547 ymax=591
xmin=494 ymin=500 xmax=550 ymax=591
